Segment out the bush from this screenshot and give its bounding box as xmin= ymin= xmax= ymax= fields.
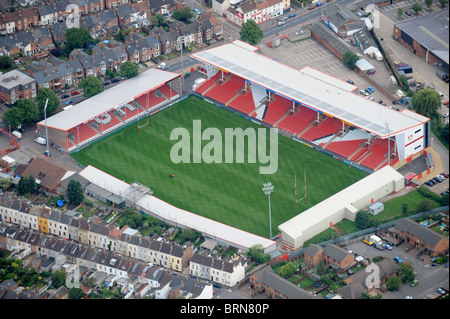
xmin=417 ymin=186 xmax=441 ymax=202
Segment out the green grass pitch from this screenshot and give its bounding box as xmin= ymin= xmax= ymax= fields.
xmin=71 ymin=95 xmax=368 ymax=238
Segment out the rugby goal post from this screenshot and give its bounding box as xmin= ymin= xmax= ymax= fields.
xmin=295 ymin=169 xmax=307 ymax=208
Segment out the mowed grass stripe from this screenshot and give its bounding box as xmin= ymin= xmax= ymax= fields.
xmin=72 ymin=95 xmax=367 ymax=237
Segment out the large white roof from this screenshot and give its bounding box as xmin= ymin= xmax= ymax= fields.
xmin=191 ymin=40 xmax=429 ymax=138
xmin=38 ymin=69 xmax=179 ymax=131
xmin=79 ymin=165 xmax=277 ymax=253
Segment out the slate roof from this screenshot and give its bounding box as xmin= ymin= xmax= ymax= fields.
xmin=323 ymin=244 xmax=352 ymax=263
xmin=395 ymin=218 xmax=446 ymax=248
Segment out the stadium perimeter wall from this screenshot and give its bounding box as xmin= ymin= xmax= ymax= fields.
xmin=278 ymin=165 xmax=405 ymax=251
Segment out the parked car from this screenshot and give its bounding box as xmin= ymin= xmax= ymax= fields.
xmin=410 ymin=280 xmax=419 ymax=287
xmin=436 ymin=287 xmax=446 ymax=294
xmin=367 ymin=87 xmax=375 ymax=93
xmin=443 ymin=100 xmax=449 ymax=106
xmin=158 ymin=63 xmax=169 ymax=70
xmin=289 ymin=13 xmax=296 ymax=18
xmin=347 ymin=79 xmax=354 ymax=84
xmin=308 ymin=5 xmax=315 ymax=10
xmin=104 ymin=82 xmax=110 ymax=86
xmin=71 ymin=90 xmax=80 ymax=96
xmin=383 ymin=243 xmax=393 ymax=250
xmin=111 ymin=78 xmax=120 ymax=83
xmin=394 ymin=256 xmax=403 ymax=263
xmin=441 ymin=173 xmax=449 ymax=178
xmin=65 ymin=99 xmax=73 ymax=105
xmin=443 ymin=113 xmax=449 ymax=118
xmin=61 ymin=94 xmax=70 ymax=99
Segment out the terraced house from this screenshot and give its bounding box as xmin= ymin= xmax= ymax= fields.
xmin=124 ymin=32 xmax=160 ymax=64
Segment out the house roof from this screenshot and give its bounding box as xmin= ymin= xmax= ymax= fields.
xmin=395 ymin=218 xmax=447 ymax=248
xmin=253 ymin=265 xmax=320 ymax=299
xmin=16 ymin=156 xmax=75 ymax=191
xmin=323 ymin=3 xmax=358 ymax=29
xmin=323 ymin=244 xmax=352 ymax=263
xmin=304 ymin=244 xmax=323 ymax=257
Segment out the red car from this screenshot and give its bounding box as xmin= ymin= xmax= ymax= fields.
xmin=443 ymin=100 xmax=449 ymax=106
xmin=71 ymin=90 xmax=80 ymax=96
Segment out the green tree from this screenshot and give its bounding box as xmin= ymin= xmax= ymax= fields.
xmin=79 ymin=76 xmax=104 ymax=98
xmin=248 ymin=244 xmax=271 ymax=264
xmin=2 ymin=107 xmax=23 ymax=128
xmin=416 ymin=199 xmax=434 ymax=213
xmin=411 ymin=2 xmax=423 ymax=13
xmin=398 ymin=262 xmax=415 ymax=283
xmin=386 ymin=275 xmax=402 ymax=291
xmin=66 ymin=27 xmax=93 ymax=51
xmin=441 ymin=193 xmax=449 ymax=206
xmin=438 ymin=0 xmax=448 ymax=6
xmin=240 ymin=20 xmax=264 ymax=46
xmin=150 ymin=13 xmax=166 ymax=27
xmin=120 ymin=61 xmax=139 ymax=79
xmin=411 ymin=88 xmax=440 ymax=118
xmin=0 ymin=56 xmax=12 ymax=69
xmin=343 ymin=51 xmax=359 ymax=69
xmin=397 ymin=8 xmax=403 ymax=17
xmin=37 ymin=88 xmax=60 ymax=115
xmin=67 ymin=180 xmax=84 ymax=205
xmin=17 ymin=175 xmax=36 ymax=195
xmin=69 ymin=287 xmax=86 ymax=299
xmin=425 ymin=0 xmax=433 ymax=8
xmin=52 ymin=270 xmax=66 ymax=288
xmin=355 ymin=211 xmax=371 ymax=230
xmin=180 ymin=228 xmax=199 ymax=242
xmin=173 ymin=7 xmax=193 ymax=23
xmin=278 ymin=262 xmax=296 ymax=279
xmin=16 ymin=99 xmax=39 ymax=126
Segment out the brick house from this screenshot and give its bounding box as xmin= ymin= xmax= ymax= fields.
xmin=104 ymin=0 xmax=129 ymax=10
xmin=322 ymin=244 xmax=355 ymax=271
xmin=0 ymin=69 xmax=37 ymax=104
xmin=124 ymin=32 xmax=160 ymax=63
xmin=72 ymin=0 xmax=105 ymax=16
xmin=82 ymin=10 xmax=119 ymax=38
xmin=391 ymin=218 xmax=449 ymax=257
xmin=0 ymin=7 xmax=40 ymax=35
xmin=303 ymin=244 xmax=323 ymax=268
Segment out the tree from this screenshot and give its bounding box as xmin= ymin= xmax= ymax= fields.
xmin=37 ymin=88 xmax=60 ymax=116
xmin=278 ymin=262 xmax=296 ymax=279
xmin=398 ymin=262 xmax=415 ymax=283
xmin=66 ymin=27 xmax=93 ymax=51
xmin=441 ymin=193 xmax=449 ymax=206
xmin=438 ymin=0 xmax=448 ymax=6
xmin=120 ymin=61 xmax=139 ymax=79
xmin=425 ymin=0 xmax=433 ymax=8
xmin=2 ymin=107 xmax=23 ymax=128
xmin=343 ymin=51 xmax=359 ymax=69
xmin=386 ymin=275 xmax=402 ymax=291
xmin=411 ymin=2 xmax=423 ymax=13
xmin=0 ymin=56 xmax=12 ymax=69
xmin=52 ymin=270 xmax=66 ymax=288
xmin=150 ymin=13 xmax=166 ymax=27
xmin=17 ymin=176 xmax=36 ymax=195
xmin=397 ymin=8 xmax=403 ymax=17
xmin=173 ymin=7 xmax=193 ymax=23
xmin=180 ymin=228 xmax=199 ymax=242
xmin=79 ymin=76 xmax=104 ymax=98
xmin=69 ymin=287 xmax=86 ymax=299
xmin=416 ymin=199 xmax=434 ymax=213
xmin=355 ymin=211 xmax=371 ymax=230
xmin=411 ymin=88 xmax=441 ymax=118
xmin=67 ymin=180 xmax=84 ymax=205
xmin=240 ymin=20 xmax=264 ymax=46
xmin=248 ymin=244 xmax=271 ymax=264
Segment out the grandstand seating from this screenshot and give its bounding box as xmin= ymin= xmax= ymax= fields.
xmin=359 ymin=138 xmax=393 ymax=170
xmin=71 ymin=123 xmax=99 ymax=145
xmin=135 ymin=91 xmax=167 ymax=110
xmin=325 ymin=139 xmax=364 ymax=159
xmin=276 ymin=105 xmax=318 ymax=135
xmin=95 ymin=112 xmax=122 ymax=133
xmin=300 ymin=117 xmax=341 ymax=142
xmin=204 ymin=75 xmax=244 ymax=105
xmin=227 ymin=91 xmax=256 ymax=115
xmin=158 ymin=84 xmax=178 ymax=99
xmin=261 ymin=95 xmax=292 ymax=125
xmin=195 ymin=73 xmax=221 ymax=95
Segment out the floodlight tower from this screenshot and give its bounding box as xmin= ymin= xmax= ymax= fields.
xmin=262 ymin=182 xmax=274 ymax=239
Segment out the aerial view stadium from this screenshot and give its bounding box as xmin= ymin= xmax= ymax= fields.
xmin=37 ymin=40 xmax=430 ymax=253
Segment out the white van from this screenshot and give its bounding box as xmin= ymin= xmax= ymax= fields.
xmin=12 ymin=131 xmax=22 ymax=139
xmin=35 ymin=137 xmax=47 ymax=145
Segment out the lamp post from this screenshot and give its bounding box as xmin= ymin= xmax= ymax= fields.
xmin=44 ymin=98 xmax=50 ymax=157
xmin=262 ymin=182 xmax=274 ymax=239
